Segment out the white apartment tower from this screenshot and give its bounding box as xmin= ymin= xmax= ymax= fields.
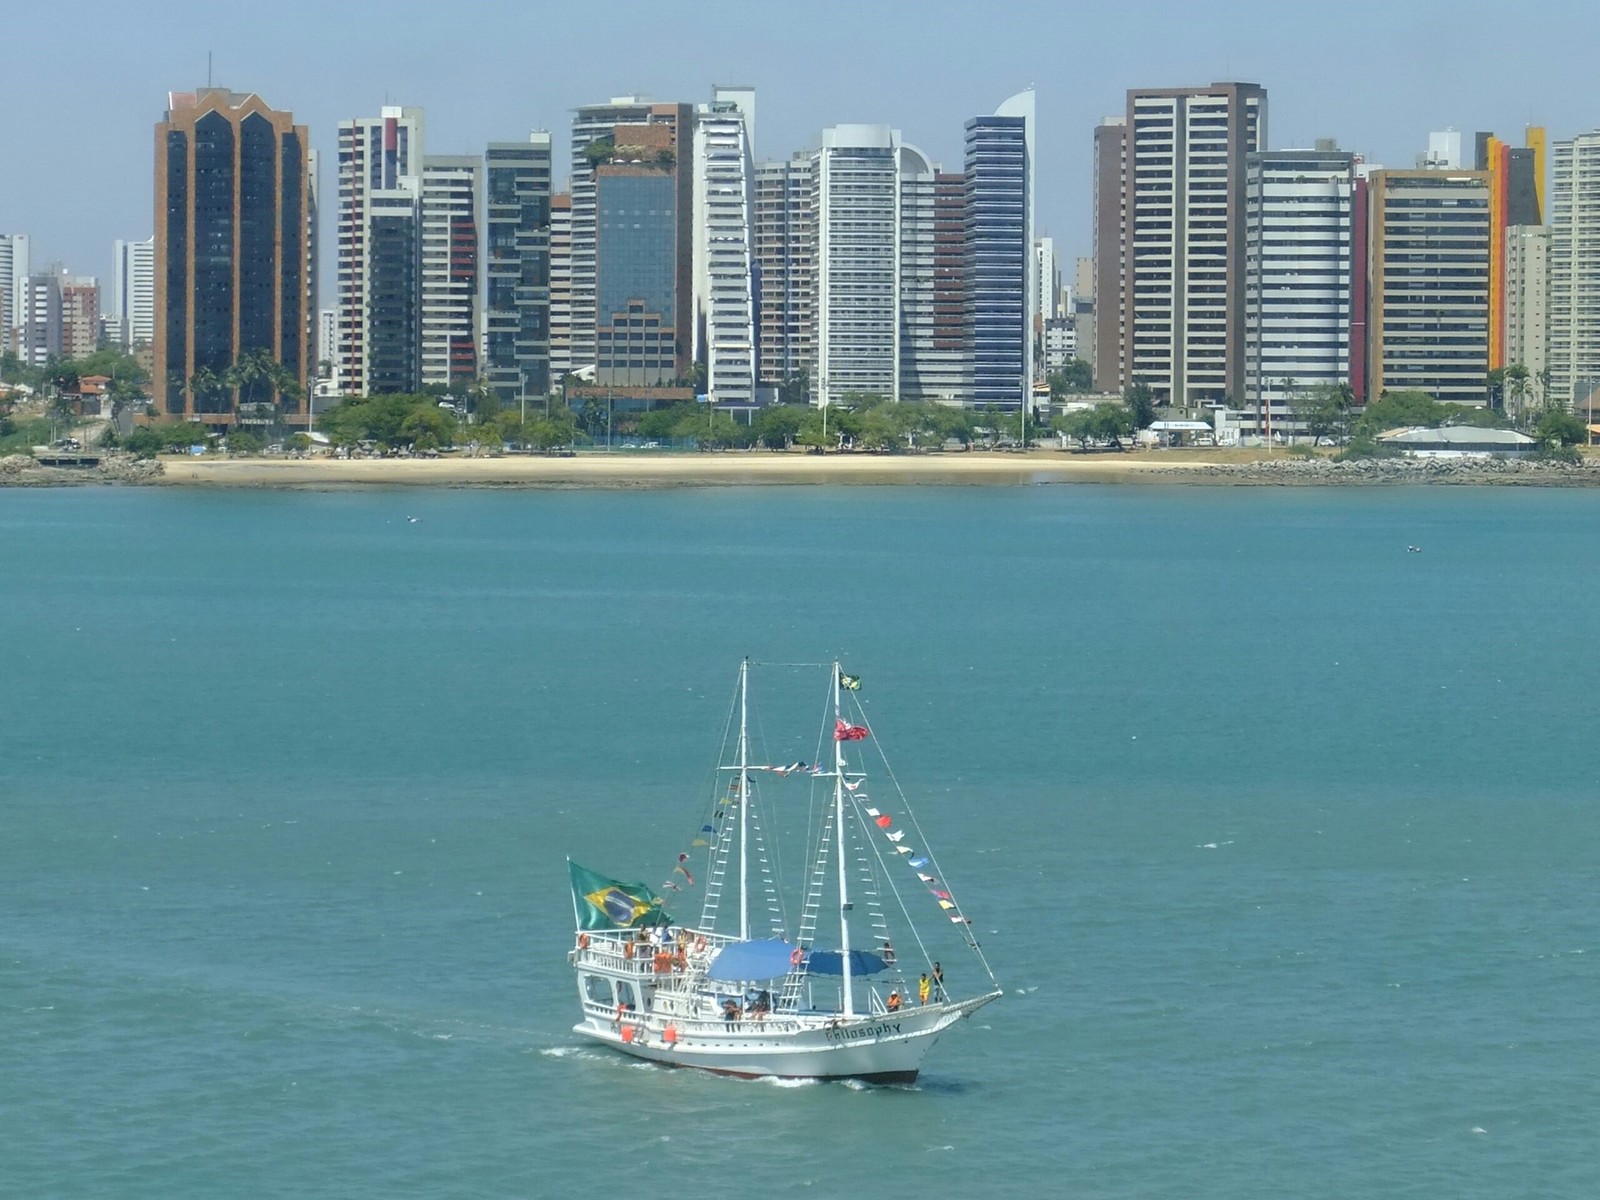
xmin=1243 ymin=147 xmax=1356 ymax=419
xmin=0 ymin=233 xmax=29 ymax=344
xmin=336 ymin=106 xmax=425 ymax=396
xmin=113 ymin=236 xmax=156 ymax=349
xmin=693 ymin=87 xmax=757 ymax=405
xmin=1504 ymin=224 xmax=1549 ymax=404
xmin=548 ymin=194 xmax=573 ymax=381
xmin=1035 ymin=237 xmax=1059 ymax=322
xmin=1117 ymin=83 xmax=1266 ymax=404
xmin=811 ymin=125 xmax=903 ymax=405
xmin=420 ymin=155 xmax=481 ymax=387
xmin=753 ymin=155 xmax=815 ymax=393
xmin=1549 ymin=132 xmax=1600 ymax=411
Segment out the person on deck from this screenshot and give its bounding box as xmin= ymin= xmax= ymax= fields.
xmin=722 ymin=998 xmax=740 ymax=1030
xmin=919 ymin=973 xmax=931 ymax=1006
xmin=886 ymin=990 xmax=902 ymax=1012
xmin=931 ymin=962 xmax=945 ymax=1001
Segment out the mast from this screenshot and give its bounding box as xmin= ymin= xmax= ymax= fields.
xmin=738 ymin=658 xmax=750 ymax=941
xmin=833 ymin=661 xmax=853 ymax=1018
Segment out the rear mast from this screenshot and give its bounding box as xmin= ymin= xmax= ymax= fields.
xmin=833 ymin=661 xmax=853 ymax=1018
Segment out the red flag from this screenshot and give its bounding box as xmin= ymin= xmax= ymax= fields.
xmin=875 ymin=815 xmax=892 ymax=828
xmin=834 ymin=720 xmax=869 ymax=741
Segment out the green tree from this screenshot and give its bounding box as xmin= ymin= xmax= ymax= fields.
xmin=1503 ymin=363 xmax=1532 ymax=426
xmin=1297 ymin=383 xmax=1354 ymax=445
xmin=1124 ymin=381 xmax=1156 ymax=430
xmin=225 ymin=428 xmax=265 ymax=455
xmin=1535 ymin=407 xmax=1586 ymax=446
xmin=779 ymin=369 xmax=810 ymax=406
xmin=753 ymin=403 xmax=808 ymax=449
xmin=1048 ymin=359 xmax=1093 ymax=397
xmin=1352 ymin=390 xmax=1449 ymax=438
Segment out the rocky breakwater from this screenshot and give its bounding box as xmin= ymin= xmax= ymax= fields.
xmin=0 ymin=451 xmax=164 ymax=487
xmin=1166 ymin=455 xmax=1599 ymax=487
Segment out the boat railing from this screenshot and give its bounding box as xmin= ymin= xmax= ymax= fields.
xmin=580 ymin=996 xmax=827 ymax=1040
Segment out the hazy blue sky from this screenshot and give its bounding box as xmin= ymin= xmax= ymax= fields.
xmin=6 ymin=0 xmax=1594 ymax=292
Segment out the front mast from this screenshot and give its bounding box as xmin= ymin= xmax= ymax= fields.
xmin=738 ymin=658 xmax=750 ymax=941
xmin=833 ymin=661 xmax=854 ymax=1018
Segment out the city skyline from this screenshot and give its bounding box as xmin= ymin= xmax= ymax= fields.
xmin=6 ymin=0 xmax=1593 ymax=288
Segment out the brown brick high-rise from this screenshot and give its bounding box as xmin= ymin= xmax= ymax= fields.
xmin=154 ymin=88 xmax=312 ymax=424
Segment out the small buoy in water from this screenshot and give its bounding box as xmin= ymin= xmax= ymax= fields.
xmin=1407 ymin=545 xmax=1421 ymax=553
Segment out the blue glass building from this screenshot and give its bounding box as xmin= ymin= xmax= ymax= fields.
xmin=964 ymin=93 xmax=1033 ymax=411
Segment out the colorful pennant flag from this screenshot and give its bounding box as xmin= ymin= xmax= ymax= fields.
xmin=875 ymin=815 xmax=893 ymax=828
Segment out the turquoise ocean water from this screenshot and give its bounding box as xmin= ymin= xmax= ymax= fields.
xmin=3 ymin=483 xmax=1598 ymax=1197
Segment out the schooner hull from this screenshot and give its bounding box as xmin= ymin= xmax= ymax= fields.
xmin=574 ymin=1012 xmax=943 ymax=1082
xmin=571 ymin=994 xmax=997 ymax=1083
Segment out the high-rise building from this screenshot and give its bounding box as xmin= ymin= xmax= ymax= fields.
xmin=811 ymin=125 xmax=903 ymax=406
xmin=965 ymin=91 xmax=1034 ymax=409
xmin=1549 ymin=131 xmax=1600 ymax=411
xmin=335 ymin=106 xmax=424 ymax=397
xmin=1366 ymin=169 xmax=1491 ymax=405
xmin=1110 ymin=82 xmax=1266 ymax=405
xmin=694 ymin=87 xmax=757 ymax=405
xmin=1072 ymin=255 xmax=1095 ymax=374
xmin=1417 ymin=129 xmax=1464 ymax=170
xmin=1475 ymin=130 xmax=1542 ymax=371
xmin=896 ymin=153 xmax=970 ymax=403
xmin=593 ymin=116 xmax=694 ymax=388
xmin=548 ymin=193 xmax=573 ymax=381
xmin=1 ymin=234 xmax=32 ymax=344
xmin=113 ymin=237 xmax=155 ymax=349
xmin=317 ymin=307 xmax=336 ymax=375
xmin=420 ymin=155 xmax=481 ymax=388
xmin=753 ymin=155 xmax=814 ymax=393
xmin=18 ymin=272 xmax=63 ymax=366
xmin=1091 ymin=117 xmax=1125 ymax=392
xmin=897 ymin=143 xmax=940 ymax=402
xmin=1035 ymin=237 xmax=1059 ymax=325
xmin=61 ymin=277 xmax=101 ymax=359
xmin=1243 ymin=146 xmax=1356 ymax=420
xmin=929 ymin=171 xmax=970 ymax=400
xmin=154 ymin=87 xmax=312 ymax=420
xmin=1504 ymin=224 xmax=1548 ymax=416
xmin=484 ymin=132 xmax=552 ymax=403
xmin=569 ymin=97 xmax=679 ymax=375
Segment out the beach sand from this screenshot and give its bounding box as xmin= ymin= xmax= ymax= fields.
xmin=153 ymin=449 xmax=1225 ymax=489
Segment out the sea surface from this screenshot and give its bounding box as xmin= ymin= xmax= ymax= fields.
xmin=3 ymin=483 xmax=1598 ymax=1198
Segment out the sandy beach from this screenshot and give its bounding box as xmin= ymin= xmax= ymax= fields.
xmin=152 ymin=449 xmax=1210 ymax=489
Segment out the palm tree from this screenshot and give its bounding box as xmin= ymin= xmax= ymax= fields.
xmin=1504 ymin=363 xmax=1531 ymax=426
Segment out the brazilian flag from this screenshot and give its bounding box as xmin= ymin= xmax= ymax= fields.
xmin=569 ymin=861 xmax=672 ymax=931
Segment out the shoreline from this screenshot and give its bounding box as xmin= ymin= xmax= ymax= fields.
xmin=4 ymin=448 xmax=1598 ymax=490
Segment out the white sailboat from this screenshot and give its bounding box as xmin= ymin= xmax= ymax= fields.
xmin=568 ymin=660 xmax=1000 ymax=1083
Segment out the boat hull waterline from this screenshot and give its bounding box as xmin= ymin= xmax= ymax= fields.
xmin=571 ymin=983 xmax=998 ymax=1082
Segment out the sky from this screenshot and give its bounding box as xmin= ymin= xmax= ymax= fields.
xmin=5 ymin=0 xmax=1597 ymax=294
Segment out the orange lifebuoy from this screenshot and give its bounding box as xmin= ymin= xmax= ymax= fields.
xmin=621 ymin=1025 xmax=636 ymax=1043
xmin=664 ymin=1024 xmax=679 ymax=1044
xmin=789 ymin=946 xmax=803 ymax=968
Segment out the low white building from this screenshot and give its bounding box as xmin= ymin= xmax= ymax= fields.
xmin=1378 ymin=426 xmax=1538 ymax=458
